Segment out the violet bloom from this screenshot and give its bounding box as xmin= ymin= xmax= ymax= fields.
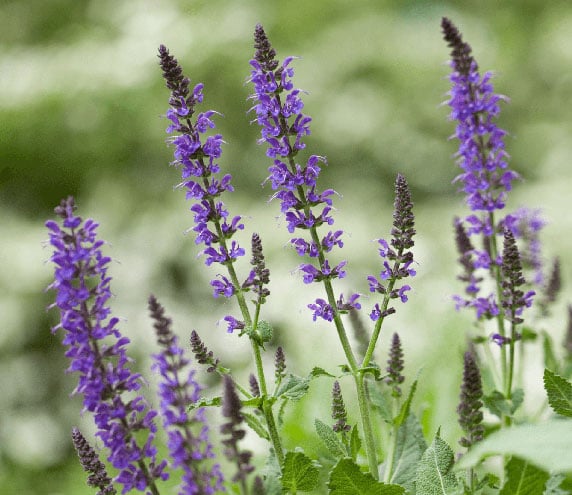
xmin=149 ymin=295 xmax=225 ymax=495
xmin=46 ymin=197 xmax=167 ymax=494
xmin=158 ymin=44 xmax=245 ymax=290
xmin=248 ymin=24 xmax=356 ymax=321
xmin=442 ymin=17 xmax=519 ymax=222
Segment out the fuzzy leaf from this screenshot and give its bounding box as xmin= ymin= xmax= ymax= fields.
xmin=315 ymin=418 xmax=346 ymax=458
xmin=261 ymin=450 xmax=282 ymax=495
xmin=368 ymin=383 xmax=393 ymax=424
xmin=350 ymin=424 xmax=362 ymax=461
xmin=280 ymin=451 xmax=319 ymax=492
xmin=328 ymin=458 xmax=405 ymax=495
xmin=257 ymin=320 xmax=273 ymax=343
xmin=309 ymin=366 xmax=336 ymax=378
xmin=544 ymin=369 xmax=572 ymax=417
xmin=415 ymin=432 xmax=460 ymax=495
xmin=457 ymin=420 xmax=572 ymax=472
xmin=483 ymin=389 xmax=523 ymax=419
xmin=544 ymin=474 xmax=568 ymax=495
xmin=389 ymin=413 xmax=427 ymax=492
xmin=242 ymin=411 xmax=269 ymax=441
xmin=275 ymin=373 xmax=310 ymax=401
xmin=499 ymin=456 xmax=549 ymax=495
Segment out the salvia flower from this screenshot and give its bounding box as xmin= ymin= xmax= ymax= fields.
xmin=221 ymin=375 xmax=255 ymax=486
xmin=274 ymin=346 xmax=286 ymax=382
xmin=501 ymin=229 xmax=535 ymax=325
xmin=441 ymin=17 xmax=519 ymax=218
xmin=386 ymin=333 xmax=405 ymax=398
xmin=367 ymin=174 xmax=416 ymax=320
xmin=190 ymin=329 xmax=220 ymax=373
xmin=241 ymin=233 xmax=271 ymax=305
xmin=331 ymin=381 xmax=351 ymax=434
xmin=149 ymin=295 xmax=224 ymax=495
xmin=158 ymin=44 xmax=245 ymax=290
xmin=249 ymin=24 xmax=349 ymax=322
xmin=453 ymin=217 xmax=482 ymax=296
xmin=457 ymin=352 xmax=484 ymax=448
xmin=45 ymin=197 xmax=167 ymax=494
xmin=71 ymin=427 xmax=117 ymax=495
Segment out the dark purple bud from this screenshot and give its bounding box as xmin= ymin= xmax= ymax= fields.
xmin=386 ymin=333 xmax=405 ymax=398
xmin=190 ymin=329 xmax=220 ymax=373
xmin=275 ymin=346 xmax=286 ymax=381
xmin=457 ymin=352 xmax=484 ymax=448
xmin=331 ymin=381 xmax=351 ymax=433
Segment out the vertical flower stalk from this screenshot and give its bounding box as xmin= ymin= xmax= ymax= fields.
xmin=159 ymin=44 xmax=284 ymax=466
xmin=457 ymin=351 xmax=484 ymax=491
xmin=331 ymin=381 xmax=351 ymax=435
xmin=45 ymin=197 xmax=167 ymax=495
xmin=249 ymin=24 xmax=381 ymax=477
xmin=71 ymin=427 xmax=117 ymax=495
xmin=149 ymin=295 xmax=225 ymax=495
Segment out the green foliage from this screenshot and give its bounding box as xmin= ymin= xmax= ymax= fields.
xmin=328 ymin=458 xmax=405 ymax=495
xmin=415 ymin=432 xmax=460 ymax=495
xmin=499 ymin=457 xmax=549 ymax=495
xmin=394 ymin=379 xmax=418 ymax=427
xmin=457 ymin=421 xmax=572 ymax=472
xmin=280 ymin=451 xmax=320 ymax=493
xmin=314 ymin=418 xmax=346 ymax=458
xmin=242 ymin=411 xmax=270 ymax=441
xmin=349 ymin=425 xmax=362 ymax=462
xmin=543 ymin=369 xmax=572 ymax=417
xmin=482 ymin=389 xmax=524 ymax=419
xmin=274 ymin=374 xmax=310 ymax=401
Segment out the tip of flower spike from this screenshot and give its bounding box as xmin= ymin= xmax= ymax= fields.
xmin=253 ymin=24 xmax=279 ymax=72
xmin=441 ymin=17 xmax=476 ymax=76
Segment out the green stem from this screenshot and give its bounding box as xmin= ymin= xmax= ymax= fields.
xmin=356 ymin=373 xmax=379 ymax=478
xmin=382 ymin=398 xmax=400 ymax=483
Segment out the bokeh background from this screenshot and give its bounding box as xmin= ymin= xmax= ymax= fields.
xmin=2 ymin=0 xmax=572 ymax=493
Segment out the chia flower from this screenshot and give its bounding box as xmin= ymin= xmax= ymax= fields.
xmin=71 ymin=427 xmax=117 ymax=495
xmin=190 ymin=329 xmax=220 ymax=373
xmin=441 ymin=17 xmax=519 ymax=218
xmin=248 ymin=24 xmax=348 ymax=322
xmin=386 ymin=333 xmax=405 ymax=398
xmin=367 ymin=174 xmax=416 ymax=320
xmin=45 ymin=197 xmax=167 ymax=494
xmin=149 ymin=295 xmax=224 ymax=495
xmin=221 ymin=375 xmax=255 ymax=487
xmin=331 ymin=380 xmax=351 ymax=434
xmin=501 ymin=229 xmax=535 ymax=325
xmin=158 ymin=44 xmax=245 ymax=304
xmin=457 ymin=352 xmax=484 ymax=448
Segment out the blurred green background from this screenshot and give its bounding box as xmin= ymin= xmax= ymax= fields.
xmin=2 ymin=0 xmax=572 ymax=493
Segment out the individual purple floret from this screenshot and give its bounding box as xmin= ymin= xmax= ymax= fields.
xmin=441 ymin=17 xmax=519 ymax=222
xmin=149 ymin=295 xmax=225 ymax=495
xmin=158 ymin=44 xmax=245 ymax=290
xmin=248 ymin=24 xmax=349 ymax=322
xmin=45 ymin=197 xmax=167 ymax=494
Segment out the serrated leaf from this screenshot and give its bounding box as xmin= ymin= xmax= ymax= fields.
xmin=328 ymin=458 xmax=405 ymax=495
xmin=189 ymin=396 xmax=222 ymax=409
xmin=360 ymin=362 xmax=384 ymax=381
xmin=350 ymin=424 xmax=362 ymax=461
xmin=390 ymin=413 xmax=427 ymax=493
xmin=258 ymin=320 xmax=273 ymax=343
xmin=242 ymin=411 xmax=269 ymax=441
xmin=280 ymin=451 xmax=319 ymax=492
xmin=415 ymin=433 xmax=460 ymax=495
xmin=457 ymin=420 xmax=572 ymax=472
xmin=275 ymin=373 xmax=310 ymax=401
xmin=309 ymin=366 xmax=336 ymax=378
xmin=315 ymin=418 xmax=346 ymax=458
xmin=544 ymin=369 xmax=572 ymax=417
xmin=499 ymin=456 xmax=549 ymax=495
xmin=395 ymin=379 xmax=418 ymax=428
xmin=261 ymin=450 xmax=282 ymax=495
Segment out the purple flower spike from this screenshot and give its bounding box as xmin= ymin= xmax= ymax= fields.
xmin=249 ymin=24 xmax=349 ymax=321
xmin=46 ymin=197 xmax=167 ymax=494
xmin=442 ymin=17 xmax=519 ymax=217
xmin=149 ymin=295 xmax=225 ymax=495
xmin=158 ymin=45 xmax=245 ymax=291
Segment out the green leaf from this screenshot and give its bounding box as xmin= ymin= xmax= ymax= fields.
xmin=258 ymin=320 xmax=273 ymax=343
xmin=314 ymin=418 xmax=346 ymax=458
xmin=360 ymin=362 xmax=385 ymax=381
xmin=542 ymin=331 xmax=560 ymax=374
xmin=275 ymin=373 xmax=310 ymax=401
xmin=544 ymin=474 xmax=567 ymax=495
xmin=260 ymin=450 xmax=282 ymax=495
xmin=328 ymin=458 xmax=405 ymax=495
xmin=242 ymin=411 xmax=269 ymax=441
xmin=190 ymin=396 xmax=222 ymax=409
xmin=280 ymin=451 xmax=320 ymax=492
xmin=389 ymin=413 xmax=427 ymax=492
xmin=415 ymin=432 xmax=460 ymax=495
xmin=544 ymin=369 xmax=572 ymax=417
xmin=309 ymin=366 xmax=336 ymax=378
xmin=350 ymin=424 xmax=362 ymax=461
xmin=368 ymin=383 xmax=394 ymax=424
xmin=457 ymin=420 xmax=572 ymax=472
xmin=499 ymin=456 xmax=549 ymax=495
xmin=395 ymin=379 xmax=418 ymax=427
xmin=483 ymin=389 xmax=523 ymax=418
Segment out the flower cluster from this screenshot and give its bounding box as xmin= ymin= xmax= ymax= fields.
xmin=331 ymin=381 xmax=350 ymax=434
xmin=158 ymin=44 xmax=245 ymax=289
xmin=385 ymin=333 xmax=405 ymax=398
xmin=249 ymin=24 xmax=355 ymax=322
xmin=46 ymin=197 xmax=167 ymax=493
xmin=457 ymin=352 xmax=484 ymax=448
xmin=149 ymin=295 xmax=224 ymax=495
xmin=367 ymin=174 xmax=416 ymax=321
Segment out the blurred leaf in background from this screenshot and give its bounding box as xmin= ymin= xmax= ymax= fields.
xmin=1 ymin=0 xmax=572 ymax=493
